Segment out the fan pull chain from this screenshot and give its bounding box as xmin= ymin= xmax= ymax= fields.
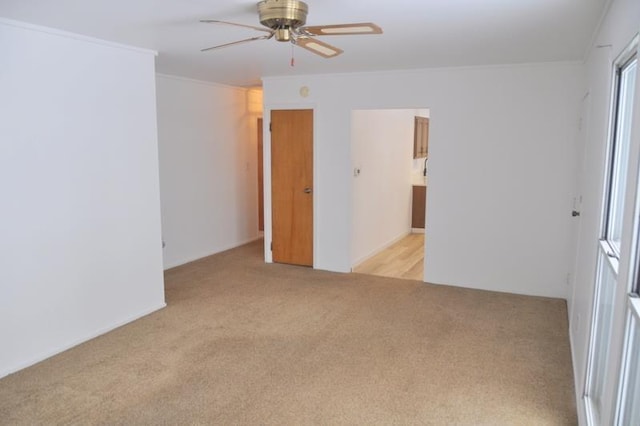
xmin=290 ymin=43 xmax=295 ymax=67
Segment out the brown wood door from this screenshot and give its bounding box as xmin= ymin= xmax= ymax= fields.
xmin=257 ymin=118 xmax=264 ymax=231
xmin=271 ymin=109 xmax=313 ymax=266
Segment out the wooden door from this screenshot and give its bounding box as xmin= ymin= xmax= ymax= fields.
xmin=257 ymin=118 xmax=264 ymax=231
xmin=271 ymin=109 xmax=313 ymax=266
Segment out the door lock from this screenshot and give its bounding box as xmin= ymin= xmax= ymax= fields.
xmin=303 ymin=187 xmax=312 ymax=194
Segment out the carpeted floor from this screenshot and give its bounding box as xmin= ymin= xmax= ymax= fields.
xmin=0 ymin=239 xmax=577 ymax=425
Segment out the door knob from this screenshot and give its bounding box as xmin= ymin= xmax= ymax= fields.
xmin=303 ymin=187 xmax=312 ymax=194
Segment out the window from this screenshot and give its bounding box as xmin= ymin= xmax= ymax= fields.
xmin=586 ymin=247 xmax=619 ymax=423
xmin=605 ymin=57 xmax=637 ymax=257
xmin=616 ymin=126 xmax=640 ymax=425
xmin=585 ymin=52 xmax=637 ymax=425
xmin=618 ymin=305 xmax=640 ymax=424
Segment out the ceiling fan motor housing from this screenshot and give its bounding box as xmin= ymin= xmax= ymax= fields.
xmin=258 ymin=0 xmax=308 ymax=41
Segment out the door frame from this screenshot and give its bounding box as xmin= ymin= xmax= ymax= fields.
xmin=349 ymin=107 xmax=431 ymax=283
xmin=262 ymin=102 xmax=317 ymax=266
xmin=257 ymin=117 xmax=264 ymax=232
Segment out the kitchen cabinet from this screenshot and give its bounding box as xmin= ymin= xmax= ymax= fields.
xmin=413 ymin=116 xmax=429 ymax=159
xmin=412 ymin=185 xmax=426 ymax=229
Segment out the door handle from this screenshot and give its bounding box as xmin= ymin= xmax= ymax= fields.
xmin=303 ymin=187 xmax=312 ymax=194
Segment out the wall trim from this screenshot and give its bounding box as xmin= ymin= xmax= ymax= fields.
xmin=0 ymin=18 xmax=157 ymax=56
xmin=262 ymin=60 xmax=583 ymax=85
xmin=156 ymin=73 xmax=250 ymax=92
xmin=581 ymin=0 xmax=616 ymax=63
xmin=0 ymin=303 xmax=167 ymax=379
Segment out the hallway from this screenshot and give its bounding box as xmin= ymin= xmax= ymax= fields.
xmin=353 ymin=233 xmax=424 ymax=281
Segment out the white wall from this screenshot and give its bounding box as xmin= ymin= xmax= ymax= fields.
xmin=263 ymin=63 xmax=582 ymax=298
xmin=568 ymin=0 xmax=640 ymax=423
xmin=156 ymin=75 xmax=261 ymax=269
xmin=0 ymin=19 xmax=165 ymax=378
xmin=351 ymin=109 xmax=416 ymax=266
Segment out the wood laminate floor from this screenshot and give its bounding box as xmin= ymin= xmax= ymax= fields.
xmin=353 ymin=233 xmax=424 ymax=281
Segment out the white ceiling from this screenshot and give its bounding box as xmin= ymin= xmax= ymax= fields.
xmin=1 ymin=0 xmax=608 ymax=87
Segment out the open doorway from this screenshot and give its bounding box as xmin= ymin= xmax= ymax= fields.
xmin=350 ymin=108 xmax=430 ymax=281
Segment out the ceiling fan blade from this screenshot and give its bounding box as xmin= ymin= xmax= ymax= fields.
xmin=300 ymin=22 xmax=382 ymax=36
xmin=295 ymin=37 xmax=343 ymax=58
xmin=201 ymin=34 xmax=272 ymax=52
xmin=200 ymin=19 xmax=273 ymax=34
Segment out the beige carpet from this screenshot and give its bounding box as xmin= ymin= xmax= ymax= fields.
xmin=0 ymin=240 xmax=576 ymax=425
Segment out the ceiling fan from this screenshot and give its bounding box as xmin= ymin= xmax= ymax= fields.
xmin=200 ymin=0 xmax=382 ymax=58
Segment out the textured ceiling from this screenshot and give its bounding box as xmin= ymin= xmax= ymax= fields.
xmin=0 ymin=0 xmax=608 ymax=87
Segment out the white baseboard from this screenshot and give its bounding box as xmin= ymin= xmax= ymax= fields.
xmin=0 ymin=302 xmax=167 ymax=379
